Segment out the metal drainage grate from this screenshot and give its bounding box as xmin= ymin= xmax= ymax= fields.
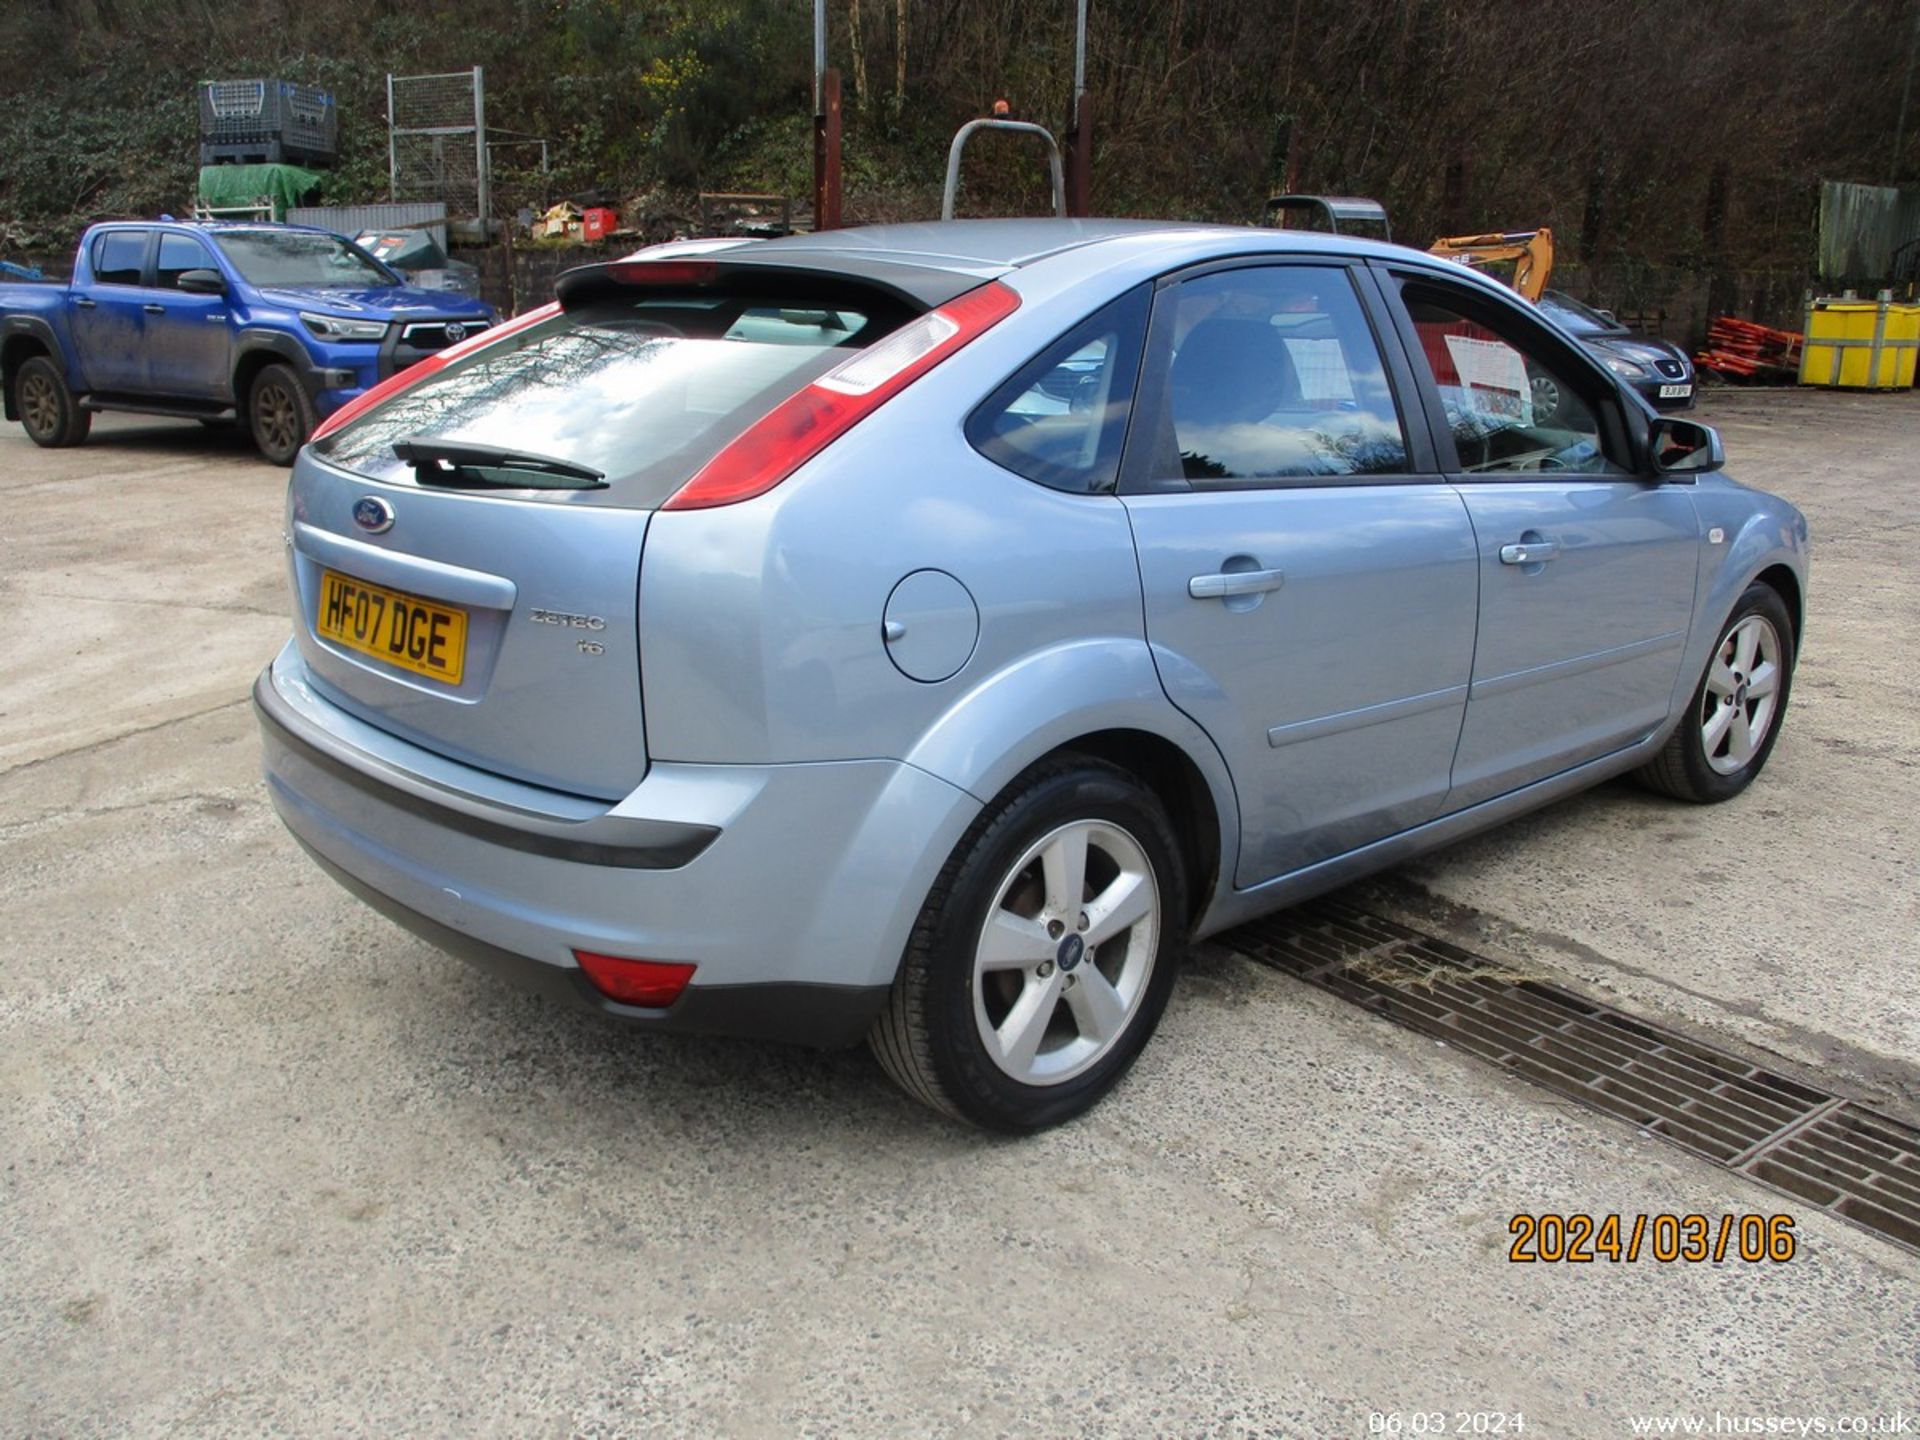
xmin=1230 ymin=898 xmax=1920 ymax=1254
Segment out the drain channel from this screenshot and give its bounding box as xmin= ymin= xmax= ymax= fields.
xmin=1230 ymin=898 xmax=1920 ymax=1254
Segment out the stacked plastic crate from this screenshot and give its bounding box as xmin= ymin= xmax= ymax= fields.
xmin=199 ymin=80 xmax=338 ymax=167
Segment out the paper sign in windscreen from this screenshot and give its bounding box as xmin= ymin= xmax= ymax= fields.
xmin=1443 ymin=334 xmax=1532 ymax=426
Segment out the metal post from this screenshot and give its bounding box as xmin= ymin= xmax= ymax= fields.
xmin=814 ymin=69 xmax=843 ymax=230
xmin=1064 ymin=0 xmax=1092 ymax=215
xmin=473 ymin=66 xmax=490 ymax=222
xmin=814 ymin=0 xmax=827 ymax=116
xmin=386 ymin=73 xmax=398 ymax=202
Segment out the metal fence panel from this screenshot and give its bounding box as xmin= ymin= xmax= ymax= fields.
xmin=287 ymin=202 xmax=448 ymax=250
xmin=388 ymin=68 xmax=488 ymax=219
xmin=1819 ymin=181 xmax=1920 ymax=285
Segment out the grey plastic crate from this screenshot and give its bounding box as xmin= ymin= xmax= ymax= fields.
xmin=197 ymin=79 xmax=337 ymax=166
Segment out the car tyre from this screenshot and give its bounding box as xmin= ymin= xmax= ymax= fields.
xmin=869 ymin=756 xmax=1187 ymax=1132
xmin=14 ymin=355 xmax=91 ymax=448
xmin=1636 ymin=582 xmax=1795 ymax=803
xmin=248 ymin=363 xmax=316 ymax=466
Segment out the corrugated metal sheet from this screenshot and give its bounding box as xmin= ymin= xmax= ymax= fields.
xmin=1819 ymin=182 xmax=1920 ymax=284
xmin=286 ymin=202 xmax=448 ymax=250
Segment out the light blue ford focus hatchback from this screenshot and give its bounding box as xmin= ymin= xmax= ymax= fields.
xmin=256 ymin=220 xmax=1809 ymax=1130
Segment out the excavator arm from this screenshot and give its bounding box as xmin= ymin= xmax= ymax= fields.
xmin=1427 ymin=228 xmax=1555 ymax=302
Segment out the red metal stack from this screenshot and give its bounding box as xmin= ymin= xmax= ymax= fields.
xmin=1695 ymin=317 xmax=1803 ymax=381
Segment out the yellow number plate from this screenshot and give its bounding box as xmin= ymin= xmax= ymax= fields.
xmin=316 ymin=569 xmax=468 ymax=685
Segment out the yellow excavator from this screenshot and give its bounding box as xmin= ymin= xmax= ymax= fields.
xmin=1427 ymin=228 xmax=1556 ymax=302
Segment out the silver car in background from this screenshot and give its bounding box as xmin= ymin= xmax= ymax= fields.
xmin=255 ymin=220 xmax=1808 ymax=1131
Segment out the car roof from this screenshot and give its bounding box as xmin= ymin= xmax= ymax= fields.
xmin=725 ymin=217 xmax=1445 ymax=283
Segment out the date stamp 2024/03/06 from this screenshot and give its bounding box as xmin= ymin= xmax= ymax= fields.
xmin=1506 ymin=1212 xmax=1797 ymax=1264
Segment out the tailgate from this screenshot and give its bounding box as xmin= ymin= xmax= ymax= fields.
xmin=288 ymin=451 xmax=651 ymax=800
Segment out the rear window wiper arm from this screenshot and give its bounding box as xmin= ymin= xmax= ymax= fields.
xmin=392 ymin=440 xmax=608 ymax=490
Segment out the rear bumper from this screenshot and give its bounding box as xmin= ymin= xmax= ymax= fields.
xmin=254 ymin=643 xmax=979 ymax=1047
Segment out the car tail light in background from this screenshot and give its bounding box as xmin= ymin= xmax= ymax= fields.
xmin=572 ymin=950 xmax=698 ymax=1008
xmin=308 ymin=302 xmax=561 ymax=443
xmin=660 ymin=279 xmax=1021 ymax=512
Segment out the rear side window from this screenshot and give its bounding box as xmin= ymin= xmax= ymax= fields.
xmin=156 ymin=234 xmax=214 ymax=289
xmin=1145 ymin=265 xmax=1409 ymax=486
xmin=92 ymin=231 xmax=148 ymax=286
xmin=966 ymin=285 xmax=1149 ymax=494
xmin=316 ymin=289 xmax=909 ymax=506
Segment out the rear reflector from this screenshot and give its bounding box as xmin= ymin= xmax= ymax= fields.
xmin=309 ymin=302 xmax=561 ymax=443
xmin=660 ymin=278 xmax=1021 ymax=512
xmin=573 ymin=951 xmax=698 ymax=1008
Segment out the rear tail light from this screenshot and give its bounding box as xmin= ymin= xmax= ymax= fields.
xmin=573 ymin=951 xmax=698 ymax=1008
xmin=309 ymin=302 xmax=561 ymax=443
xmin=660 ymin=279 xmax=1021 ymax=512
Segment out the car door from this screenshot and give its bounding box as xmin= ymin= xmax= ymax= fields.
xmin=1381 ymin=268 xmax=1700 ymax=808
xmin=145 ymin=232 xmax=232 ymax=402
xmin=1119 ymin=261 xmax=1480 ymax=887
xmin=69 ymin=228 xmax=152 ymax=393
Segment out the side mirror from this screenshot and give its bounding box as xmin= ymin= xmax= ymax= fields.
xmin=1649 ymin=416 xmax=1724 ymax=476
xmin=1595 ymin=307 xmax=1617 ymax=324
xmin=176 ymin=268 xmax=226 ymax=296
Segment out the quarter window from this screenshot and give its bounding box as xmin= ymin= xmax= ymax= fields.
xmin=1150 ymin=265 xmax=1408 ymax=486
xmin=1399 ymin=282 xmax=1629 ymax=476
xmin=966 ymin=285 xmax=1149 ymax=494
xmin=92 ymin=231 xmax=148 ymax=286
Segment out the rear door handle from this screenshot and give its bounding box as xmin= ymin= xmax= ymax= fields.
xmin=1189 ymin=568 xmax=1286 ymax=599
xmin=1499 ymin=541 xmax=1562 ymax=565
xmin=142 ymin=303 xmax=166 ymax=315
xmin=73 ymin=297 xmax=96 ymax=309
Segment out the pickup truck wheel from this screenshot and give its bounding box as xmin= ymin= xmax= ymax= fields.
xmin=14 ymin=356 xmax=91 ymax=448
xmin=869 ymin=757 xmax=1187 ymax=1132
xmin=249 ymin=364 xmax=315 ymax=466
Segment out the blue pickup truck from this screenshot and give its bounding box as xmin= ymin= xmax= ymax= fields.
xmin=1 ymin=220 xmax=497 ymax=464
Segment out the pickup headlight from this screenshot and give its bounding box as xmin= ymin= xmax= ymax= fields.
xmin=1600 ymin=353 xmax=1651 ymax=380
xmin=300 ymin=311 xmax=388 ymax=342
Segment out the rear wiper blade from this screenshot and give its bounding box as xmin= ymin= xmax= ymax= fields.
xmin=392 ymin=440 xmax=607 ymax=490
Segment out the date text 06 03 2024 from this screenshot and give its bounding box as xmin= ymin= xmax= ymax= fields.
xmin=1508 ymin=1213 xmax=1797 ymax=1264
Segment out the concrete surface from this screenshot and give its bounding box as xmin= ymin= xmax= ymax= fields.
xmin=2 ymin=400 xmax=1916 ymax=1438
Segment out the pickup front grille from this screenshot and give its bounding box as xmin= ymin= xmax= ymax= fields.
xmin=400 ymin=319 xmax=489 ymax=351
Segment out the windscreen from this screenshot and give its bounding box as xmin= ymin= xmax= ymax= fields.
xmin=214 ymin=231 xmax=396 ymax=288
xmin=313 ymin=289 xmax=907 ymax=506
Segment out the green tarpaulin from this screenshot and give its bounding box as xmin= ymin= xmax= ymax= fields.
xmin=196 ymin=164 xmax=323 ymax=220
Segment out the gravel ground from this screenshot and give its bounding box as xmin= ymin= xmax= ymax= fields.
xmin=2 ymin=392 xmax=1915 ymax=1438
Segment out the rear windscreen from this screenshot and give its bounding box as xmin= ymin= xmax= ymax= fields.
xmin=314 ymin=290 xmax=908 ymax=506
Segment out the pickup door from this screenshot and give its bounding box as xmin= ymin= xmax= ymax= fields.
xmin=69 ymin=229 xmax=151 ymax=393
xmin=144 ymin=232 xmax=232 ymax=403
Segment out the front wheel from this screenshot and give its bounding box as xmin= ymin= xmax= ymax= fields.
xmin=869 ymin=757 xmax=1187 ymax=1132
xmin=1636 ymin=582 xmax=1795 ymax=802
xmin=248 ymin=363 xmax=316 ymax=466
xmin=13 ymin=355 xmax=91 ymax=448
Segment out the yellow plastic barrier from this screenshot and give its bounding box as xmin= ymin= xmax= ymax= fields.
xmin=1799 ymin=294 xmax=1919 ymax=390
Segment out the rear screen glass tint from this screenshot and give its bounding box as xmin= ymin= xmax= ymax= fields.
xmin=315 ymin=291 xmax=905 ymax=506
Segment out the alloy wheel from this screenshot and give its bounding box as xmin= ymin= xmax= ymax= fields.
xmin=255 ymin=382 xmax=299 ymax=456
xmin=1701 ymin=614 xmax=1783 ymax=775
xmin=19 ymin=371 xmax=59 ymax=438
xmin=971 ymin=819 xmax=1161 ymax=1086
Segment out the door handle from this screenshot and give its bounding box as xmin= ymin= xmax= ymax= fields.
xmin=142 ymin=303 xmax=166 ymax=315
xmin=1499 ymin=540 xmax=1562 ymax=565
xmin=1189 ymin=568 xmax=1286 ymax=599
xmin=73 ymin=297 xmax=96 ymax=309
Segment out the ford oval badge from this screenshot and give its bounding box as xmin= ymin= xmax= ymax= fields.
xmin=352 ymin=496 xmax=395 ymax=534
